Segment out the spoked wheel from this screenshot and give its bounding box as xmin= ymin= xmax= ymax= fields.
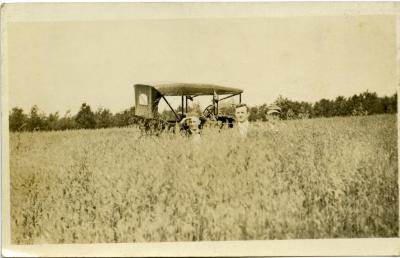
xmin=203 ymin=105 xmax=216 ymax=120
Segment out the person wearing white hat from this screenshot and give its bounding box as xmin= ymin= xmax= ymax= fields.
xmin=265 ymin=105 xmax=281 ymax=132
xmin=180 ymin=113 xmax=202 ymax=142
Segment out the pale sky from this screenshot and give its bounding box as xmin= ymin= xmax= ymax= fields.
xmin=7 ymin=15 xmax=397 ymax=114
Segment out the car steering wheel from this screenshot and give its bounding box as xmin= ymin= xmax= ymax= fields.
xmin=203 ymin=105 xmax=216 ymax=119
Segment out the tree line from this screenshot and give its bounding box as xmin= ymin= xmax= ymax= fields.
xmin=248 ymin=91 xmax=397 ymax=121
xmin=9 ymin=91 xmax=397 ymax=132
xmin=9 ymin=104 xmax=139 ymax=132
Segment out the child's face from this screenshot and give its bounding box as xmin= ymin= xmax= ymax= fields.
xmin=188 ymin=117 xmax=200 ymax=131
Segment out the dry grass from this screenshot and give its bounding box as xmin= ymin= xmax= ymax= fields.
xmin=10 ymin=114 xmax=398 ymax=244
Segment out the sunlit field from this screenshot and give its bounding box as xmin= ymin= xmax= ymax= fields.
xmin=10 ymin=114 xmax=398 ymax=244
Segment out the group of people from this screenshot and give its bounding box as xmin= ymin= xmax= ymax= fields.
xmin=180 ymin=103 xmax=250 ymax=141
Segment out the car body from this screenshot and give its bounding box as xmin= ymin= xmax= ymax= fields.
xmin=133 ymin=83 xmax=243 ymax=134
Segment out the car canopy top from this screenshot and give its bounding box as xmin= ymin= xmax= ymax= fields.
xmin=135 ymin=83 xmax=243 ymax=96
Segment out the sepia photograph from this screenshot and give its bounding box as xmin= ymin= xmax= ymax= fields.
xmin=1 ymin=2 xmax=399 ymax=257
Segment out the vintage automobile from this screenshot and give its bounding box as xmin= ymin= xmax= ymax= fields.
xmin=133 ymin=83 xmax=243 ymax=134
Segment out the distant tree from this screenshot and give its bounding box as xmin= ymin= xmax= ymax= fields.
xmin=274 ymin=96 xmax=290 ymax=120
xmin=94 ymin=108 xmax=113 ymax=129
xmin=58 ymin=110 xmax=76 ymax=130
xmin=286 ymin=109 xmax=296 ymax=120
xmin=174 ymin=105 xmax=186 ymax=119
xmin=248 ymin=106 xmax=259 ymax=122
xmin=162 ymin=104 xmax=192 ymax=121
xmin=75 ymin=103 xmax=96 ymax=129
xmin=332 ymin=96 xmax=348 ymax=116
xmin=160 ymin=109 xmax=177 ymax=121
xmin=46 ymin=112 xmax=60 ymax=131
xmin=298 ymin=102 xmax=313 ymax=119
xmin=187 ymin=101 xmax=202 ymax=116
xmin=360 ymin=91 xmax=380 ymax=115
xmin=313 ymin=99 xmax=334 ymax=117
xmin=7 ymin=91 xmax=397 ymax=132
xmin=113 ymin=107 xmax=137 ymax=127
xmin=390 ymin=93 xmax=397 ymax=113
xmin=380 ymin=93 xmax=397 ymax=114
xmin=258 ymin=104 xmax=269 ymax=121
xmin=391 ymin=93 xmax=397 ymax=113
xmin=218 ymin=99 xmax=236 ymax=117
xmin=274 ymin=96 xmax=309 ymax=120
xmin=26 ymin=105 xmax=47 ymax=131
xmin=346 ymin=95 xmax=362 ymax=116
xmin=9 ymin=107 xmax=27 ymax=132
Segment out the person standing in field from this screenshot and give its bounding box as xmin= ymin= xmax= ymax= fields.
xmin=180 ymin=113 xmax=202 ymax=143
xmin=187 ymin=116 xmax=201 ymax=142
xmin=235 ymin=104 xmax=250 ymax=138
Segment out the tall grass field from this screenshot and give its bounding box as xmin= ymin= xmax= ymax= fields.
xmin=10 ymin=114 xmax=398 ymax=244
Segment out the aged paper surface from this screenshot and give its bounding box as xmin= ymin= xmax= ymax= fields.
xmin=2 ymin=2 xmax=400 ymax=257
